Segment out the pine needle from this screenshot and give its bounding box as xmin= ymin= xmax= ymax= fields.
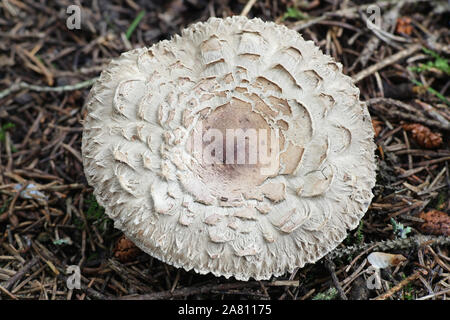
xmin=126 ymin=10 xmax=146 ymax=40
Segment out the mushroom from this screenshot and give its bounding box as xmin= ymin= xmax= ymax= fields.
xmin=82 ymin=16 xmax=376 ymax=280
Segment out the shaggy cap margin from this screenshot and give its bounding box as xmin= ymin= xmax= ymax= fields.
xmin=82 ymin=16 xmax=377 ymax=281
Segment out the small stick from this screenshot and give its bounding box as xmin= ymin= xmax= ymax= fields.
xmin=269 ymin=280 xmax=299 ymax=287
xmin=0 ymin=77 xmax=98 ymax=100
xmin=3 ymin=256 xmax=40 ymax=290
xmin=353 ymin=43 xmax=422 ymax=83
xmin=299 ymin=288 xmax=316 ymax=300
xmin=6 ymin=183 xmax=26 ymax=226
xmin=0 ymin=284 xmax=18 ymax=299
xmin=118 ymin=282 xmax=262 ymax=300
xmin=373 ymin=269 xmax=424 ymax=300
xmin=325 ymin=257 xmax=348 ymax=300
xmin=84 ymin=285 xmax=110 ymax=300
xmin=35 ymin=183 xmax=85 ymax=192
xmin=345 ymin=244 xmax=377 ymax=272
xmin=61 ymin=143 xmax=83 ymax=164
xmin=240 ymin=0 xmax=257 ymax=17
xmin=417 ymin=288 xmax=450 ymax=300
xmin=415 ymin=100 xmax=450 ymax=129
xmin=367 ymin=98 xmax=423 ymax=116
xmin=368 ymin=100 xmax=448 ymax=131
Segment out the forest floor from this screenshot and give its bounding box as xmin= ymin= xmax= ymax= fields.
xmin=0 ymin=0 xmax=449 ymax=300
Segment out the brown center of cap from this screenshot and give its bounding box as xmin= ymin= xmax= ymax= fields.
xmin=188 ymin=98 xmax=281 ymax=201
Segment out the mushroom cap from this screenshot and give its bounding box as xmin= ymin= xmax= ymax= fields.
xmin=82 ymin=16 xmax=376 ymax=281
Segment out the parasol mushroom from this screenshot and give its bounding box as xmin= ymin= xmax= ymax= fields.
xmin=82 ymin=16 xmax=376 ymax=280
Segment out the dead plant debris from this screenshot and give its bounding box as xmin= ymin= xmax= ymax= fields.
xmin=419 ymin=210 xmax=450 ymax=236
xmin=402 ymin=123 xmax=444 ymax=149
